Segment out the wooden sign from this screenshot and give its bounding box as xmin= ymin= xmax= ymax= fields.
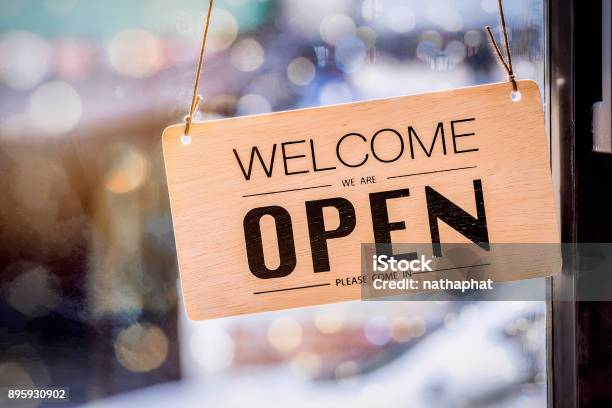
xmin=162 ymin=80 xmax=558 ymax=320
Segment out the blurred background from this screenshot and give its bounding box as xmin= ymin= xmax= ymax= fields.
xmin=0 ymin=0 xmax=548 ymax=407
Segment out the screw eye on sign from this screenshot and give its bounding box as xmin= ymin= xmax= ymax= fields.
xmin=162 ymin=80 xmax=559 ymax=320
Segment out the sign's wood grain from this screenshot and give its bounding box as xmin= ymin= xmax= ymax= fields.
xmin=163 ymin=80 xmax=558 ymax=320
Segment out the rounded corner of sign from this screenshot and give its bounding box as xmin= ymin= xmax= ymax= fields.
xmin=517 ymin=79 xmax=541 ymax=92
xmin=183 ymin=304 xmax=207 ymax=321
xmin=161 ymin=123 xmax=186 ymax=142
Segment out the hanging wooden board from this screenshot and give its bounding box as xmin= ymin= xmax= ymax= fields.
xmin=162 ymin=80 xmax=559 ymax=320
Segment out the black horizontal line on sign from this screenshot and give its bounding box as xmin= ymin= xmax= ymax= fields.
xmin=413 ymin=262 xmax=491 ymax=275
xmin=387 ymin=165 xmax=477 ymax=180
xmin=253 ymin=283 xmax=331 ymax=295
xmin=242 ymin=184 xmax=333 ymax=198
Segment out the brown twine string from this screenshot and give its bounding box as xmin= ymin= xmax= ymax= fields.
xmin=183 ymin=0 xmax=215 ymax=136
xmin=485 ymin=0 xmax=518 ymax=92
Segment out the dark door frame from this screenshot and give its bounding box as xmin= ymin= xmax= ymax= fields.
xmin=549 ymin=0 xmax=612 ymax=406
xmin=548 ymin=0 xmax=577 ymax=405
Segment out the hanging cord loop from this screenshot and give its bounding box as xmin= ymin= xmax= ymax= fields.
xmin=184 ymin=0 xmax=215 ymax=136
xmin=485 ymin=0 xmax=518 ymax=92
